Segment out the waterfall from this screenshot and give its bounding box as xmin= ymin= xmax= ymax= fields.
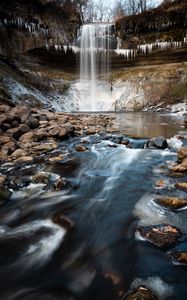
xmin=78 ymin=23 xmax=115 ymax=111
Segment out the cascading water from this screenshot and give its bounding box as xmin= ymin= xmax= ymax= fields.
xmin=78 ymin=23 xmax=116 ymax=111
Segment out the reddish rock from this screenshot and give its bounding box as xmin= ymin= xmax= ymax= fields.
xmin=137 ymin=224 xmax=181 ymax=248
xmin=124 ymin=286 xmax=157 ymax=300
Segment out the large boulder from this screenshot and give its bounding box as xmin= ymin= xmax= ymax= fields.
xmin=146 ymin=136 xmax=168 ymax=149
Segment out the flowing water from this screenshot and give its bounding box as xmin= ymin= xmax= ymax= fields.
xmin=0 ymin=113 xmax=187 ymax=299
xmin=79 ymin=23 xmax=115 ymax=111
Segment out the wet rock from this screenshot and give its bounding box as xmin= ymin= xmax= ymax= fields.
xmin=54 ymin=178 xmax=70 ymax=191
xmin=75 ymin=144 xmax=87 ymax=152
xmin=39 ymin=114 xmax=48 ymax=122
xmin=137 ymin=225 xmax=181 ymax=248
xmin=0 ymin=188 xmax=12 ymax=204
xmin=170 ymin=158 xmax=187 ymax=173
xmin=11 ymin=149 xmax=27 ymax=159
xmin=177 ymin=147 xmax=187 ymax=161
xmin=170 ymin=251 xmax=187 ymax=265
xmin=48 ymin=154 xmax=64 ymax=163
xmin=1 ymin=141 xmax=17 ymax=155
xmin=58 ymin=127 xmax=68 ymax=139
xmin=6 ymin=127 xmax=21 ymax=140
xmin=11 ymin=105 xmax=31 ymax=117
xmin=0 ymin=175 xmax=7 ymax=187
xmin=156 ymin=197 xmax=187 ymax=210
xmin=124 ymin=286 xmax=157 ymax=300
xmin=175 ymin=182 xmax=187 ymax=190
xmin=32 ymin=172 xmax=50 ymax=185
xmin=15 ymin=156 xmax=34 ymax=164
xmin=53 ymin=213 xmax=74 ymax=230
xmin=147 ymin=136 xmax=168 ymax=149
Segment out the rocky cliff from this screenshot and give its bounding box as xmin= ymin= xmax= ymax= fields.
xmin=116 ymin=0 xmax=187 ymax=47
xmin=0 ymin=0 xmax=80 ymax=57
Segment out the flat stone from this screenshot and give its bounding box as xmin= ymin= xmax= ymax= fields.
xmin=137 ymin=224 xmax=181 ymax=248
xmin=11 ymin=149 xmax=27 ymax=159
xmin=15 ymin=156 xmax=34 ymax=164
xmin=124 ymin=286 xmax=157 ymax=300
xmin=156 ymin=197 xmax=187 ymax=210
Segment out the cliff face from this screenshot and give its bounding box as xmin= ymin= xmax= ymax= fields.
xmin=0 ymin=0 xmax=80 ymax=57
xmin=116 ymin=0 xmax=187 ymax=47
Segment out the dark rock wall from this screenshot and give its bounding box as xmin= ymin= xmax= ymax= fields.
xmin=116 ymin=0 xmax=187 ymax=46
xmin=0 ymin=0 xmax=80 ymax=57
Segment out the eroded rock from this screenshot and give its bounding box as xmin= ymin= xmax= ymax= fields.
xmin=32 ymin=172 xmax=50 ymax=184
xmin=147 ymin=136 xmax=168 ymax=149
xmin=137 ymin=224 xmax=181 ymax=248
xmin=156 ymin=197 xmax=187 ymax=210
xmin=170 ymin=251 xmax=187 ymax=265
xmin=175 ymin=182 xmax=187 ymax=190
xmin=124 ymin=286 xmax=157 ymax=300
xmin=75 ymin=144 xmax=87 ymax=152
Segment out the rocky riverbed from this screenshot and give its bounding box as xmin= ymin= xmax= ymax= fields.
xmin=0 ymin=103 xmax=187 ymax=299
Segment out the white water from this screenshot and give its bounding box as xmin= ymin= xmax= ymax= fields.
xmin=79 ymin=23 xmax=113 ymax=111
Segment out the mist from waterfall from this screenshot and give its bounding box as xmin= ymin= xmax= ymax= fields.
xmin=79 ymin=23 xmax=114 ymax=111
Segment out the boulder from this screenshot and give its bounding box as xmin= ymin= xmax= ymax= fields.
xmin=11 ymin=149 xmax=27 ymax=159
xmin=29 ymin=116 xmax=39 ymax=129
xmin=156 ymin=197 xmax=187 ymax=210
xmin=0 ymin=175 xmax=7 ymax=187
xmin=6 ymin=127 xmax=21 ymax=140
xmin=15 ymin=156 xmax=34 ymax=164
xmin=170 ymin=158 xmax=187 ymax=173
xmin=0 ymin=105 xmax=10 ymax=113
xmin=32 ymin=172 xmax=50 ymax=184
xmin=177 ymin=147 xmax=187 ymax=161
xmin=35 ymin=128 xmax=48 ymax=140
xmin=1 ymin=123 xmax=11 ymax=131
xmin=19 ymin=124 xmax=30 ymax=135
xmin=54 ymin=178 xmax=70 ymax=191
xmin=32 ymin=142 xmax=57 ymax=154
xmin=175 ymin=182 xmax=187 ymax=190
xmin=1 ymin=141 xmax=17 ymax=155
xmin=124 ymin=286 xmax=157 ymax=300
xmin=75 ymin=144 xmax=87 ymax=152
xmin=19 ymin=132 xmax=36 ymax=143
xmin=0 ymin=136 xmax=12 ymax=145
xmin=147 ymin=136 xmax=168 ymax=149
xmin=11 ymin=105 xmax=31 ymax=117
xmin=137 ymin=224 xmax=181 ymax=248
xmin=170 ymin=251 xmax=187 ymax=265
xmin=53 ymin=213 xmax=74 ymax=230
xmin=0 ymin=187 xmax=12 ymax=204
xmin=11 ymin=120 xmax=20 ymax=128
